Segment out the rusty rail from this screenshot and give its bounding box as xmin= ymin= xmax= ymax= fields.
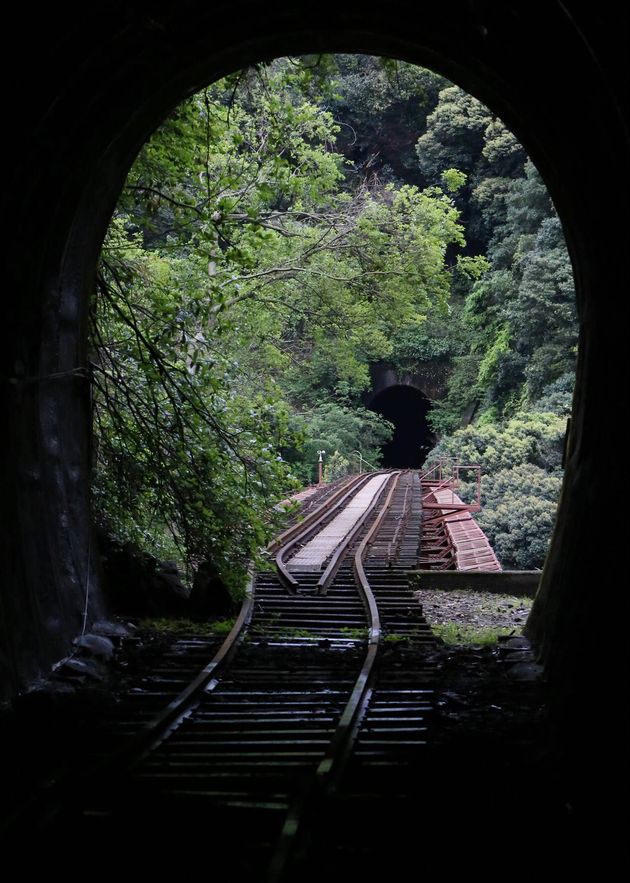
xmin=5 ymin=567 xmax=259 ymax=829
xmin=269 ymin=471 xmax=401 ymax=880
xmin=387 ymin=480 xmax=411 ymax=564
xmin=274 ymin=472 xmax=377 ymax=592
xmin=122 ymin=572 xmax=256 ymax=767
xmin=267 ymin=472 xmax=366 ymax=555
xmin=14 ymin=467 xmax=433 ymax=863
xmin=317 ymin=472 xmax=400 ymax=594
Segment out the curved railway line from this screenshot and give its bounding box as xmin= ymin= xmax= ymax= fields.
xmin=9 ymin=469 xmax=443 ymax=876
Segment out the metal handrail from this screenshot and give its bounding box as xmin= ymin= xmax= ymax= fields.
xmin=351 ymin=450 xmax=379 ymax=474
xmin=421 ymin=474 xmax=455 ymax=502
xmin=420 ymin=459 xmax=482 ymax=512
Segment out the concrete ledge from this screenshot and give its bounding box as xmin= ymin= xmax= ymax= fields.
xmin=408 ymin=570 xmax=540 ymax=597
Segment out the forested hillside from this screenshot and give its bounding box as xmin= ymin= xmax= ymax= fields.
xmin=91 ymin=55 xmax=577 ymax=588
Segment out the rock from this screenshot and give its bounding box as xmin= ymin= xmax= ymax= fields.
xmin=502 ymin=650 xmax=534 ymax=663
xmin=12 ymin=680 xmax=78 ymax=721
xmin=152 ymin=562 xmax=190 ymax=612
xmin=443 ymin=690 xmax=468 ymax=707
xmin=58 ymin=656 xmax=108 ymax=682
xmin=92 ymin=620 xmax=132 ymax=638
xmin=502 ymin=636 xmax=531 ymax=650
xmin=507 ymin=662 xmax=544 ymax=682
xmin=73 ymin=634 xmax=114 ymax=660
xmin=189 ymin=560 xmax=236 ymax=618
xmin=20 ymin=679 xmax=77 ymax=703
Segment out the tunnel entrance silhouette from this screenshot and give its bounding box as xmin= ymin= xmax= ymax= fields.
xmin=369 ymin=385 xmax=435 ymax=468
xmin=4 ymin=7 xmax=626 ymax=795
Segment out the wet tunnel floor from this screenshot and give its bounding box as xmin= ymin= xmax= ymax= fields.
xmin=369 ymin=385 xmax=435 ymax=468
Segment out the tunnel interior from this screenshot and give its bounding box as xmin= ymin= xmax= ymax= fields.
xmin=369 ymin=385 xmax=435 ymax=468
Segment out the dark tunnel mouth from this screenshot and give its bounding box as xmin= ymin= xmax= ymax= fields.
xmin=369 ymin=385 xmax=435 ymax=469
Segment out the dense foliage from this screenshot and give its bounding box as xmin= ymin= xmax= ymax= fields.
xmin=92 ymin=55 xmax=577 ymax=586
xmin=92 ymin=60 xmax=466 ymax=588
xmin=429 ymin=413 xmax=566 ymax=568
xmin=409 ymin=79 xmax=576 ymax=568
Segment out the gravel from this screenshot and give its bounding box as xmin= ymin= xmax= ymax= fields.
xmin=416 ymin=588 xmax=533 ymax=643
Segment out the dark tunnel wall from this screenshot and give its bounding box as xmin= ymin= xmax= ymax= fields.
xmin=0 ymin=3 xmax=627 ymax=788
xmin=369 ymin=386 xmax=435 ymax=468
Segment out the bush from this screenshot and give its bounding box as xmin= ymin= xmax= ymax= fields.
xmin=429 ymin=413 xmax=565 ymax=569
xmin=478 ymin=494 xmax=559 ymax=569
xmin=324 ymin=451 xmax=351 ymax=482
xmin=475 ymin=464 xmax=562 ymax=569
xmin=430 ymin=411 xmax=565 ymax=474
xmin=292 ymin=403 xmax=393 ymax=483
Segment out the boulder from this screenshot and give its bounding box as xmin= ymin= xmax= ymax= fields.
xmin=73 ymin=633 xmax=114 ymax=660
xmin=151 ymin=561 xmax=190 ymax=613
xmin=57 ymin=656 xmax=108 ymax=682
xmin=507 ymin=662 xmax=544 ymax=682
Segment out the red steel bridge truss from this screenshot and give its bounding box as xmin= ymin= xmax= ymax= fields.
xmin=418 ymin=460 xmax=502 ymax=572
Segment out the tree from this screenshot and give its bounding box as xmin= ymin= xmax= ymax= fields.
xmin=291 ymin=403 xmax=393 ymax=483
xmin=323 ymin=55 xmax=445 ymax=184
xmin=92 ymin=58 xmax=466 ymax=588
xmin=92 ymin=220 xmax=297 ymax=593
xmin=476 ymin=465 xmax=563 ymax=569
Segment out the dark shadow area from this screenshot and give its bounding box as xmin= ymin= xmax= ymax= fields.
xmin=370 ymin=385 xmax=435 ymax=467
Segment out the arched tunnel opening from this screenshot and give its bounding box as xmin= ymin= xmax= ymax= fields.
xmin=1 ymin=4 xmax=625 ymax=822
xmin=369 ymin=385 xmax=435 ymax=468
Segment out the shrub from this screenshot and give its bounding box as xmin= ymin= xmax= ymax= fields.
xmin=429 ymin=413 xmax=564 ymax=568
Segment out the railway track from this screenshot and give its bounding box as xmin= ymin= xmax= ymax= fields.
xmin=16 ymin=469 xmax=437 ymax=876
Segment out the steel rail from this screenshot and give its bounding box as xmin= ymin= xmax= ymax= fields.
xmin=387 ymin=480 xmax=411 ymax=563
xmin=268 ymin=471 xmax=402 ymax=881
xmin=2 ymin=570 xmax=258 ymax=833
xmin=267 ymin=473 xmax=366 ymax=556
xmin=92 ymin=572 xmax=257 ymax=775
xmin=316 ymin=472 xmax=400 ymax=594
xmin=319 ymin=470 xmax=401 ymax=779
xmin=66 ymin=475 xmax=379 ymax=777
xmin=9 ymin=471 xmax=427 ymax=847
xmin=275 ymin=472 xmax=378 ymax=592
xmin=126 ymin=572 xmax=256 ymax=765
